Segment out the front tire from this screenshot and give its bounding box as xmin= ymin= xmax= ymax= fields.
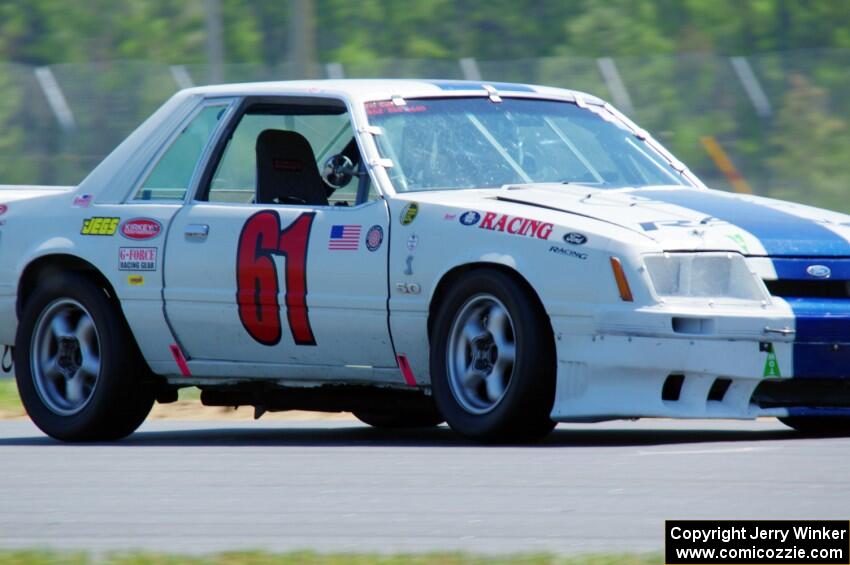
xmin=15 ymin=273 xmax=154 ymax=441
xmin=430 ymin=269 xmax=556 ymax=443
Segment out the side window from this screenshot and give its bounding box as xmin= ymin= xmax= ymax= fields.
xmin=206 ymin=102 xmax=375 ymax=206
xmin=133 ymin=104 xmax=226 ymax=201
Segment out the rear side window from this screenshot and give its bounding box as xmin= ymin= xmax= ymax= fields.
xmin=133 ymin=104 xmax=226 ymax=201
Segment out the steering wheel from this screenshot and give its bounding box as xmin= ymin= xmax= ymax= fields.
xmin=323 ymin=154 xmax=355 ymax=189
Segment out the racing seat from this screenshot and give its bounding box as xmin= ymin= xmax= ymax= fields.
xmin=255 ymin=129 xmax=329 ymax=206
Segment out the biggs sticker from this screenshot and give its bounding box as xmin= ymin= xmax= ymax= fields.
xmin=119 ymin=247 xmax=157 ymax=271
xmin=81 ymin=217 xmax=120 ymax=236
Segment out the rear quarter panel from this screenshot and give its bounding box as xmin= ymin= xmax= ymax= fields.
xmin=0 ymin=196 xmax=181 ymax=371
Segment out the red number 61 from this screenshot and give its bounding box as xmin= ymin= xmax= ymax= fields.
xmin=236 ymin=210 xmax=316 ymax=346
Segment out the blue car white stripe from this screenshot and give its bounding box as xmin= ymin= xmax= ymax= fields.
xmin=638 ymin=188 xmax=850 ymax=380
xmin=636 ymin=188 xmax=850 ymax=257
xmin=426 ymin=80 xmax=536 ymax=93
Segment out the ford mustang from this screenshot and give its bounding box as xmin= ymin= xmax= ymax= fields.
xmin=2 ymin=79 xmax=849 ymax=442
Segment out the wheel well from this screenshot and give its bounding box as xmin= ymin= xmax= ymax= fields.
xmin=17 ymin=254 xmax=120 ymax=317
xmin=427 ymin=262 xmax=553 ymax=341
xmin=17 ymin=254 xmax=160 ymax=381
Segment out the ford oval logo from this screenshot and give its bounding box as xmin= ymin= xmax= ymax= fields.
xmin=459 ymin=211 xmax=481 ymax=226
xmin=563 ymin=232 xmax=587 ymax=245
xmin=806 ymin=264 xmax=831 ymax=279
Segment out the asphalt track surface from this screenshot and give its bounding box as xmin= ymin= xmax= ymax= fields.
xmin=0 ymin=418 xmax=848 ymax=555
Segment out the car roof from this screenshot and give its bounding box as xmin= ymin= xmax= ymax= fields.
xmin=181 ymin=79 xmax=604 ymax=105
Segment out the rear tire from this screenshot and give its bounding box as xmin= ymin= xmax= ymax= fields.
xmin=778 ymin=416 xmax=850 ymax=435
xmin=14 ymin=272 xmax=154 ymax=441
xmin=430 ymin=269 xmax=556 ymax=443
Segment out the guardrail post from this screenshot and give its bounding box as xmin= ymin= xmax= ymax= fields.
xmin=459 ymin=57 xmax=482 ymax=81
xmin=730 ymin=56 xmax=773 ymax=118
xmin=325 ymin=62 xmax=345 ymax=79
xmin=170 ymin=65 xmax=195 ymax=90
xmin=34 ymin=66 xmax=75 ymax=132
xmin=596 ymin=57 xmax=634 ymax=115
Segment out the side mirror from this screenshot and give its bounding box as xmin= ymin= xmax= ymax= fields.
xmin=322 ymin=154 xmax=355 ymax=189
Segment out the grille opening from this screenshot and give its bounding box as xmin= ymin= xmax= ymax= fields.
xmin=765 ymin=279 xmax=850 ymax=298
xmin=707 ymin=378 xmax=732 ymax=402
xmin=662 ymin=374 xmax=685 ymax=401
xmin=672 ymin=317 xmax=714 ymax=335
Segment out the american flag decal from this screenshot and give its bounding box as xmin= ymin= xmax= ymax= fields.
xmin=328 ymin=224 xmax=361 ymax=250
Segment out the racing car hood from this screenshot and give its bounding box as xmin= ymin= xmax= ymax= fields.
xmin=494 ymin=185 xmax=850 ymax=257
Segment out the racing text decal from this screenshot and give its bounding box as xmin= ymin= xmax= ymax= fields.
xmin=236 ymin=211 xmax=316 ymax=347
xmin=459 ymin=211 xmax=553 ymax=240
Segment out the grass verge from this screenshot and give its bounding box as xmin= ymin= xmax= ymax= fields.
xmin=0 ymin=552 xmax=661 ymax=565
xmin=0 ymin=378 xmax=354 ymax=421
xmin=0 ymin=377 xmax=23 ymax=417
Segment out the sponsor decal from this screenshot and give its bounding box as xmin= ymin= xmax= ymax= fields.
xmin=119 ymin=247 xmax=157 ymax=271
xmin=459 ymin=210 xmax=553 ymax=239
xmin=549 ymin=245 xmax=588 ymax=260
xmin=762 ymin=343 xmax=781 ymax=378
xmin=127 ymin=274 xmax=144 ymax=286
xmin=328 ymin=224 xmax=361 ymax=250
xmin=365 ymin=101 xmax=428 ymax=116
xmin=563 ymin=232 xmax=587 ymax=245
xmin=726 ymin=233 xmax=750 ymax=254
xmin=404 ymin=255 xmax=414 ymax=275
xmin=365 ymin=225 xmax=384 ymax=252
xmin=406 ymin=234 xmax=419 ymax=251
xmin=443 ymin=213 xmax=457 ymax=220
xmin=459 ymin=211 xmax=481 ymax=226
xmin=120 ymin=218 xmax=162 ymax=240
xmin=400 ymin=202 xmax=419 ymax=225
xmin=479 ymin=212 xmax=553 ymax=240
xmin=806 ymin=264 xmax=831 ymax=279
xmin=0 ymin=204 xmax=7 ymax=215
xmin=81 ymin=217 xmax=120 ymax=236
xmin=395 ymin=282 xmax=421 ymax=295
xmin=72 ymin=194 xmax=92 ymax=208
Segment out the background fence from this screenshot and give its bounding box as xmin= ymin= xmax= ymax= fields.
xmin=1 ymin=48 xmax=848 ymax=211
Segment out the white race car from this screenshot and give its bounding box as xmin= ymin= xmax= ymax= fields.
xmin=2 ymin=79 xmax=849 ymax=442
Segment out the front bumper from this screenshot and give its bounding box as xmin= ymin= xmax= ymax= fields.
xmin=548 ymin=302 xmax=850 ymax=422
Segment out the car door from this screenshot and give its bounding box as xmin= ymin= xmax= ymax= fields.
xmin=163 ymin=96 xmax=398 ymax=376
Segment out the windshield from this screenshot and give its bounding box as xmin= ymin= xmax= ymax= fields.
xmin=365 ymin=97 xmax=692 ymax=192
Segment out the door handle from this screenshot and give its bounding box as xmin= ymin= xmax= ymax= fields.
xmin=185 ymin=224 xmax=209 ymax=241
